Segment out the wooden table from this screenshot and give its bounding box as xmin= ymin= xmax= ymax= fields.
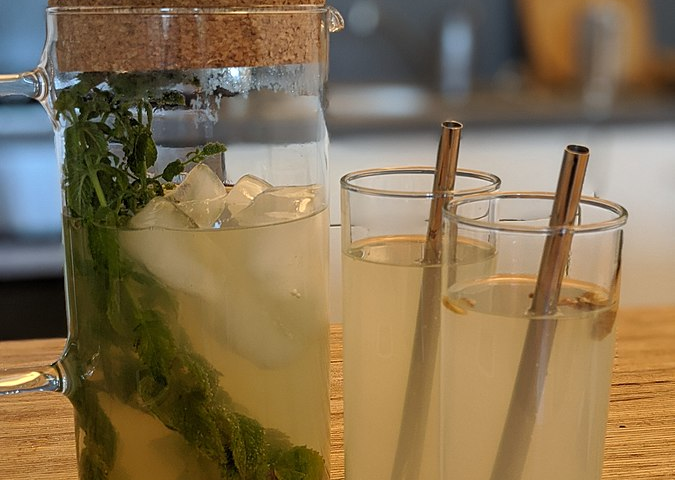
xmin=1 ymin=307 xmax=674 ymax=479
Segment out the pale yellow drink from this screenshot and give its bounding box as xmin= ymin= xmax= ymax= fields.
xmin=440 ymin=274 xmax=616 ymax=480
xmin=62 ymin=203 xmax=330 ymax=480
xmin=342 ymin=234 xmax=494 ymax=480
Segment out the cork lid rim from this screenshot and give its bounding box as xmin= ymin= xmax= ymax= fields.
xmin=47 ymin=4 xmax=330 ymax=14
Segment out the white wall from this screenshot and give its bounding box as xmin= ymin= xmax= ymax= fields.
xmin=328 ymin=122 xmax=675 ymax=321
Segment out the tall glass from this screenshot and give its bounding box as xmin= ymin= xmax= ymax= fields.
xmin=340 ymin=166 xmax=500 ymax=479
xmin=440 ymin=192 xmax=628 ymax=480
xmin=0 ymin=5 xmax=343 ymax=480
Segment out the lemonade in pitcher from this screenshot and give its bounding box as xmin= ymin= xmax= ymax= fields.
xmin=62 ymin=163 xmax=330 ymax=480
xmin=54 ymin=66 xmax=331 ymax=479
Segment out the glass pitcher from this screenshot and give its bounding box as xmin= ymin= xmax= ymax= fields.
xmin=0 ymin=4 xmax=343 ymax=480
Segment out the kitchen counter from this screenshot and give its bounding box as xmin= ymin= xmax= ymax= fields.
xmin=1 ymin=306 xmax=674 ymax=479
xmin=326 ymin=84 xmax=675 ymax=137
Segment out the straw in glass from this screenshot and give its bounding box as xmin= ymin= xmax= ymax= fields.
xmin=488 ymin=144 xmax=591 ymax=480
xmin=391 ymin=120 xmax=463 ymax=480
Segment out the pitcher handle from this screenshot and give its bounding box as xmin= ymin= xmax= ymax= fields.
xmin=0 ymin=65 xmax=61 ymax=395
xmin=0 ymin=69 xmax=48 ymax=100
xmin=0 ymin=363 xmax=65 ymax=395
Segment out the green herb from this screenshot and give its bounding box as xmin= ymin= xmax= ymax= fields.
xmin=58 ymin=73 xmax=325 ymax=479
xmin=55 ymin=73 xmax=225 ymax=226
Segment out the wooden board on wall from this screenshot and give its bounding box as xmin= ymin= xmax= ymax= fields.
xmin=517 ymin=0 xmax=658 ymax=89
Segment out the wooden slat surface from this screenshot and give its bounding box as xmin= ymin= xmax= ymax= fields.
xmin=1 ymin=306 xmax=674 ymax=479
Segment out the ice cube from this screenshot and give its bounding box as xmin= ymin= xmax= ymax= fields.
xmin=167 ymin=163 xmax=228 ymax=228
xmin=99 ymin=392 xmax=221 ymax=480
xmin=120 ymin=227 xmax=222 ymax=300
xmin=128 ymin=196 xmax=196 ymax=229
xmin=232 ymin=184 xmax=322 ymax=227
xmin=217 ymin=271 xmax=326 ymax=369
xmin=197 ymin=204 xmax=327 ymax=368
xmin=121 ymin=196 xmax=222 ymax=299
xmin=168 ymin=163 xmax=227 ymax=203
xmin=172 ymin=196 xmax=229 ymax=229
xmin=221 ymin=174 xmax=272 ymax=221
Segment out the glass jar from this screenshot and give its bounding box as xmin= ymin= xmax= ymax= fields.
xmin=0 ymin=5 xmax=343 ymax=480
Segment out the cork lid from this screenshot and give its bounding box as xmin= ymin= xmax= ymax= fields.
xmin=49 ymin=0 xmax=324 ymax=5
xmin=47 ymin=0 xmax=332 ymax=72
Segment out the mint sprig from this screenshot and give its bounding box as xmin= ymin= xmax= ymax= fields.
xmin=55 ymin=72 xmax=226 ymax=226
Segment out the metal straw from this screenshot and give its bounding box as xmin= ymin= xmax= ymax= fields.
xmin=392 ymin=120 xmax=463 ymax=480
xmin=489 ymin=144 xmax=590 ymax=480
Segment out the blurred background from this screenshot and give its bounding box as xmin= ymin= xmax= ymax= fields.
xmin=2 ymin=0 xmax=675 ymax=338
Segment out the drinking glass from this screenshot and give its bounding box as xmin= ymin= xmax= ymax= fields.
xmin=0 ymin=5 xmax=344 ymax=480
xmin=340 ymin=166 xmax=500 ymax=479
xmin=440 ymin=191 xmax=628 ymax=480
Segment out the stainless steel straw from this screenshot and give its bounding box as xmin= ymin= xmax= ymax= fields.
xmin=489 ymin=144 xmax=591 ymax=480
xmin=392 ymin=120 xmax=463 ymax=480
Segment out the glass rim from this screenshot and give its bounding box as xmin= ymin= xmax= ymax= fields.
xmin=339 ymin=166 xmax=501 ymax=199
xmin=47 ymin=5 xmax=330 ymax=15
xmin=445 ymin=191 xmax=628 ymax=234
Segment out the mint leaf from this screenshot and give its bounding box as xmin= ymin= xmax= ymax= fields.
xmin=201 ymin=142 xmax=228 ymax=157
xmin=160 ymin=159 xmax=185 ymax=181
xmin=273 ymin=446 xmax=326 ymax=480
